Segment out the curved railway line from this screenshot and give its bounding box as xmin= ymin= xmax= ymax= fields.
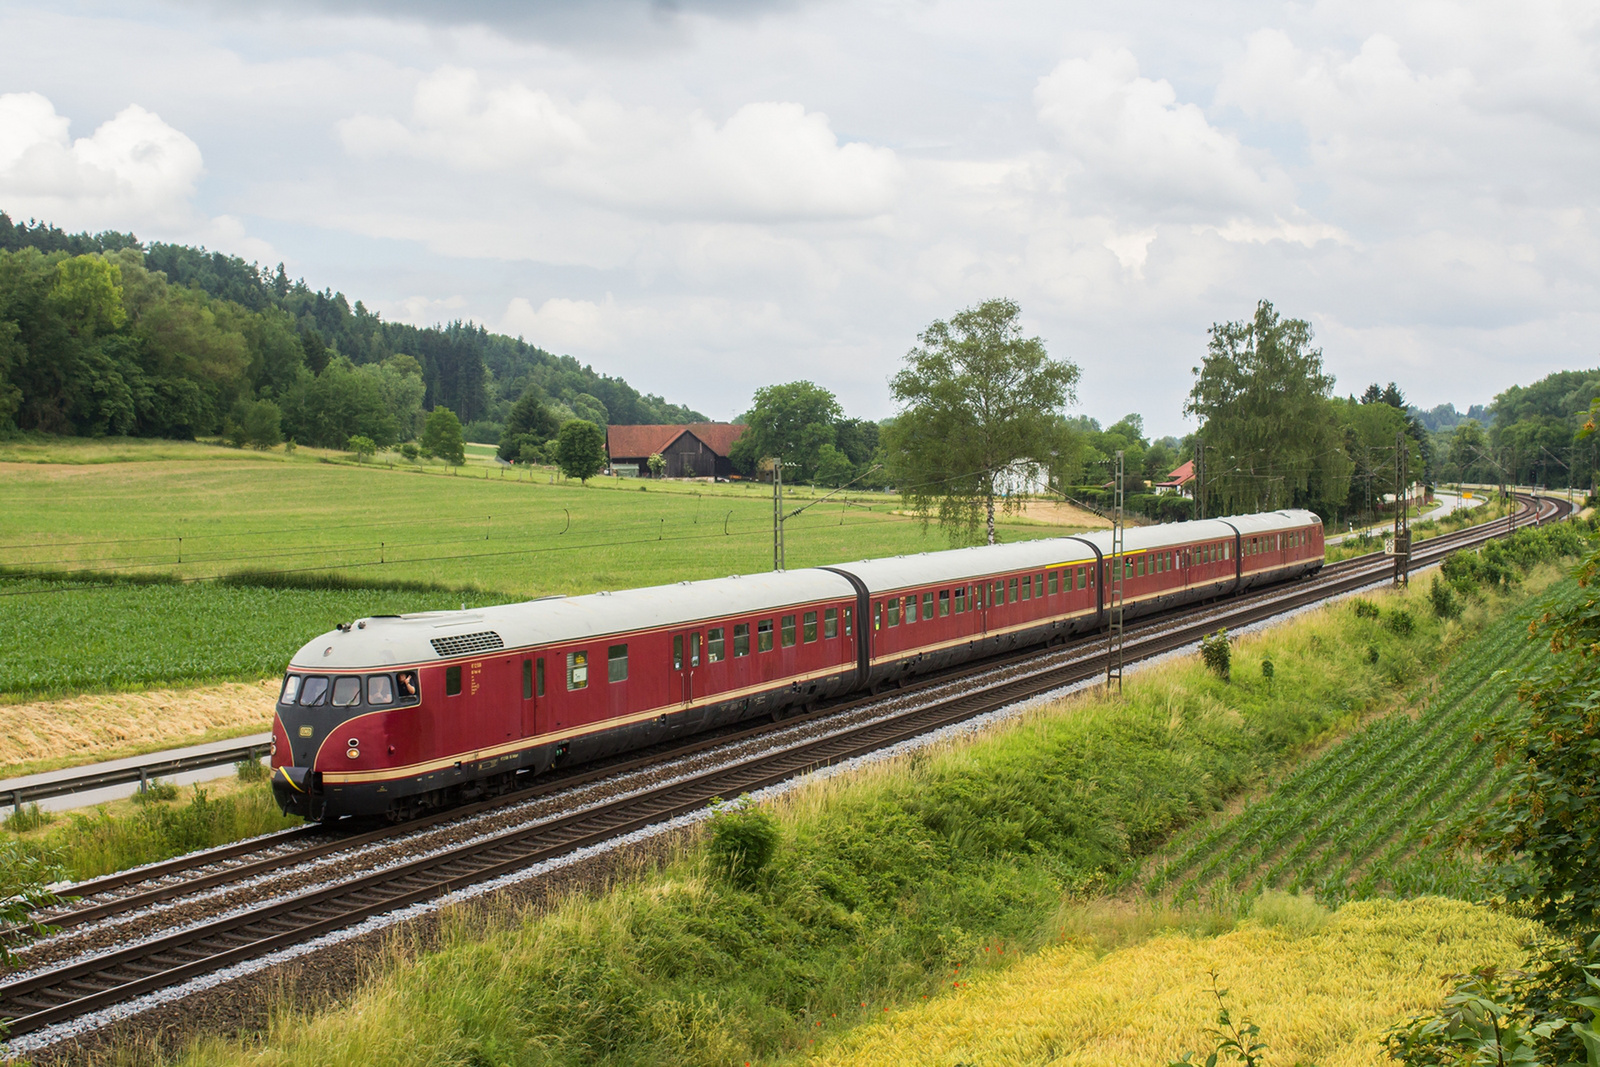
xmin=0 ymin=494 xmax=1572 ymax=1041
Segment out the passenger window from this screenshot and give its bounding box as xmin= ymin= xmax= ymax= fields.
xmin=444 ymin=667 xmax=461 ymax=697
xmin=1007 ymin=578 xmax=1018 ymax=603
xmin=1021 ymin=576 xmax=1031 ymax=601
xmin=708 ymin=628 xmax=725 ymax=662
xmin=566 ymin=651 xmax=588 ymax=690
xmin=673 ymin=635 xmax=684 ymax=670
xmin=1037 ymin=572 xmax=1045 ymax=594
xmin=535 ymin=658 xmax=545 ymax=697
xmin=954 ymin=587 xmax=966 ymax=613
xmin=1049 ymin=571 xmax=1059 ymax=596
xmin=924 ymin=592 xmax=936 ymax=619
xmin=332 ymin=676 xmax=361 ymax=707
xmin=824 ymin=608 xmax=838 ymax=638
xmin=939 ymin=590 xmax=951 ymax=616
xmin=1076 ymin=566 xmax=1086 ymax=590
xmin=609 ymin=644 xmax=628 ymax=683
xmin=758 ymin=619 xmax=774 ymax=652
xmin=886 ymin=599 xmax=900 ymax=627
xmin=280 ymin=675 xmax=301 ymax=705
xmin=368 ymin=675 xmax=395 ymax=706
xmin=734 ymin=623 xmax=751 ymax=657
xmin=781 ymin=616 xmax=796 ymax=647
xmin=904 ymin=596 xmax=917 ymax=624
xmin=1138 ymin=556 xmax=1146 ymax=576
xmin=522 ymin=660 xmax=533 ymax=700
xmin=803 ymin=611 xmax=818 ymax=642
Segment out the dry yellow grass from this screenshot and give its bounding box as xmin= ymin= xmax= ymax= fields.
xmin=0 ymin=680 xmax=274 ymax=776
xmin=804 ymin=898 xmax=1535 ymax=1067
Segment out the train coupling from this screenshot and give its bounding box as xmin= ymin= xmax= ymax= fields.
xmin=271 ymin=765 xmax=317 ymax=818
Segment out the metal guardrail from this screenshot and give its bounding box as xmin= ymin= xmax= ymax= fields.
xmin=0 ymin=742 xmax=271 ymax=810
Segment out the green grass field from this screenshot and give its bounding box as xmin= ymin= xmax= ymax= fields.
xmin=0 ymin=437 xmax=1094 ymax=698
xmin=0 ymin=436 xmax=1083 ymax=597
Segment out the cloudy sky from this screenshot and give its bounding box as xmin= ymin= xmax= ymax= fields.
xmin=1 ymin=0 xmax=1595 ymax=433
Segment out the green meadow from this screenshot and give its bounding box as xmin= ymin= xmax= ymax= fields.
xmin=0 ymin=437 xmax=1092 ymax=697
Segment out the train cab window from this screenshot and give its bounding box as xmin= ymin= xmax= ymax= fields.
xmin=803 ymin=611 xmax=818 ymax=642
xmin=566 ymin=651 xmax=589 ymax=690
xmin=844 ymin=606 xmax=853 ymax=636
xmin=924 ymin=592 xmax=936 ymax=618
xmin=904 ymin=596 xmax=918 ymax=624
xmin=759 ymin=620 xmax=775 ymax=652
xmin=939 ymin=590 xmax=951 ymax=616
xmin=708 ymin=628 xmax=725 ymax=662
xmin=444 ymin=667 xmax=462 ymax=697
xmin=781 ymin=616 xmax=797 ymax=647
xmin=954 ymin=587 xmax=966 ymax=613
xmin=299 ymin=676 xmax=330 ymax=705
xmin=734 ymin=623 xmax=751 ymax=657
xmin=1020 ymin=575 xmax=1031 ymax=601
xmin=332 ymin=677 xmax=361 ymax=707
xmin=522 ymin=660 xmax=534 ymax=700
xmin=824 ymin=608 xmax=838 ymax=638
xmin=280 ymin=675 xmax=301 ymax=705
xmin=609 ymin=644 xmax=629 ymax=683
xmin=368 ymin=675 xmax=395 ymax=706
xmin=673 ymin=635 xmax=684 ymax=670
xmin=886 ymin=599 xmax=900 ymax=627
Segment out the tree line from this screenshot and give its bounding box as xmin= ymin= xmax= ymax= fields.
xmin=0 ymin=212 xmax=702 ymax=449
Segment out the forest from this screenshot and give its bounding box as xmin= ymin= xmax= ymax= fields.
xmin=0 ymin=212 xmax=702 ymax=450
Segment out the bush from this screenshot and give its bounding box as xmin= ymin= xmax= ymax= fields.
xmin=1428 ymin=575 xmax=1461 ymax=618
xmin=1249 ymin=889 xmax=1328 ymax=936
xmin=1352 ymin=598 xmax=1381 ymax=619
xmin=1200 ymin=630 xmax=1231 ymax=681
xmin=706 ymin=796 xmax=779 ymax=887
xmin=132 ymin=779 xmax=180 ymax=805
xmin=1385 ymin=609 xmax=1416 ymax=636
xmin=236 ymin=757 xmax=268 ymax=782
xmin=1260 ymin=657 xmax=1274 ymax=688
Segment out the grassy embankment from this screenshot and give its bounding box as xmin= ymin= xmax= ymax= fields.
xmin=1323 ymin=492 xmax=1512 ymax=564
xmin=147 ymin=528 xmax=1581 ymax=1067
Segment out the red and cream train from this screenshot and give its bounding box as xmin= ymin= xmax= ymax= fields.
xmin=271 ymin=509 xmax=1324 ymax=820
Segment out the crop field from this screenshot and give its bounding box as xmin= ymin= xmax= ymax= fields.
xmin=1144 ymin=580 xmax=1579 ymax=905
xmin=0 ymin=437 xmax=1087 ymax=598
xmin=0 ymin=578 xmax=506 ymax=698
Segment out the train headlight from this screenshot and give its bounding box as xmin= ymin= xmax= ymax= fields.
xmin=347 ymin=748 xmax=360 ymax=760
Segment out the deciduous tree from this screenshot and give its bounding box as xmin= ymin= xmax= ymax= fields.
xmin=734 ymin=381 xmax=843 ymax=483
xmin=421 ymin=406 xmax=465 ymax=465
xmin=555 ymin=418 xmax=606 ymax=483
xmin=885 ymin=298 xmax=1079 ymax=544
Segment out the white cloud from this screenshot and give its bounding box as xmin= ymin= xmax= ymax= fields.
xmin=339 ymin=67 xmax=902 ymax=221
xmin=0 ymin=92 xmax=204 ymax=230
xmin=502 ymin=295 xmax=614 ymax=351
xmin=1034 ymin=48 xmax=1293 ymax=221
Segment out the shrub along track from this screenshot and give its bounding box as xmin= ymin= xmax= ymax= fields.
xmin=0 ymin=495 xmax=1565 ymax=1040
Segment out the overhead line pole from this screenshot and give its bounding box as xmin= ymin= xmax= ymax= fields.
xmin=1393 ymin=431 xmax=1410 ymax=586
xmin=1107 ymin=450 xmax=1125 ymax=692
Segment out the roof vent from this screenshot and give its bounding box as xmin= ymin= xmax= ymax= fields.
xmin=429 ymin=631 xmax=504 ymax=657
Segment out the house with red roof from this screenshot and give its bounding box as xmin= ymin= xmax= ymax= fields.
xmin=1154 ymin=460 xmax=1195 ymax=496
xmin=605 ymin=423 xmax=747 ymax=479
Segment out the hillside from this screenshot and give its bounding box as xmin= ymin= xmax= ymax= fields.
xmin=0 ymin=211 xmax=703 ymax=444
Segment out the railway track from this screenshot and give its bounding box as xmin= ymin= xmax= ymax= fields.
xmin=0 ymin=493 xmax=1568 ymax=1039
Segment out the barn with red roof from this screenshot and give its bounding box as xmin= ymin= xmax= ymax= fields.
xmin=605 ymin=423 xmax=747 ymax=478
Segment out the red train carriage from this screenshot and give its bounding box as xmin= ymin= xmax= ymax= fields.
xmin=272 ymin=510 xmax=1322 ymax=821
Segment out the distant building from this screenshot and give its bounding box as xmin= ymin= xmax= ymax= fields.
xmin=1154 ymin=460 xmax=1195 ymax=496
xmin=606 ymin=424 xmax=747 ymax=479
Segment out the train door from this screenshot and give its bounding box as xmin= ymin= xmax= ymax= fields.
xmin=976 ymin=582 xmax=989 ymax=635
xmin=520 ymin=655 xmax=544 ymax=737
xmin=671 ymin=630 xmax=701 ymax=707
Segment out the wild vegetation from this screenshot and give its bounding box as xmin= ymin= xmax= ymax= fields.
xmin=154 ymin=546 xmax=1527 ymax=1067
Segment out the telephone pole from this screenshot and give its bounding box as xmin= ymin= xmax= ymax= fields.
xmin=1393 ymin=430 xmax=1410 ymax=587
xmin=1107 ymin=450 xmax=1126 ymax=691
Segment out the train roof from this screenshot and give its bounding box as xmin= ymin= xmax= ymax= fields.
xmin=288 ymin=509 xmax=1323 ymax=671
xmin=289 ymin=568 xmax=856 ymax=671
